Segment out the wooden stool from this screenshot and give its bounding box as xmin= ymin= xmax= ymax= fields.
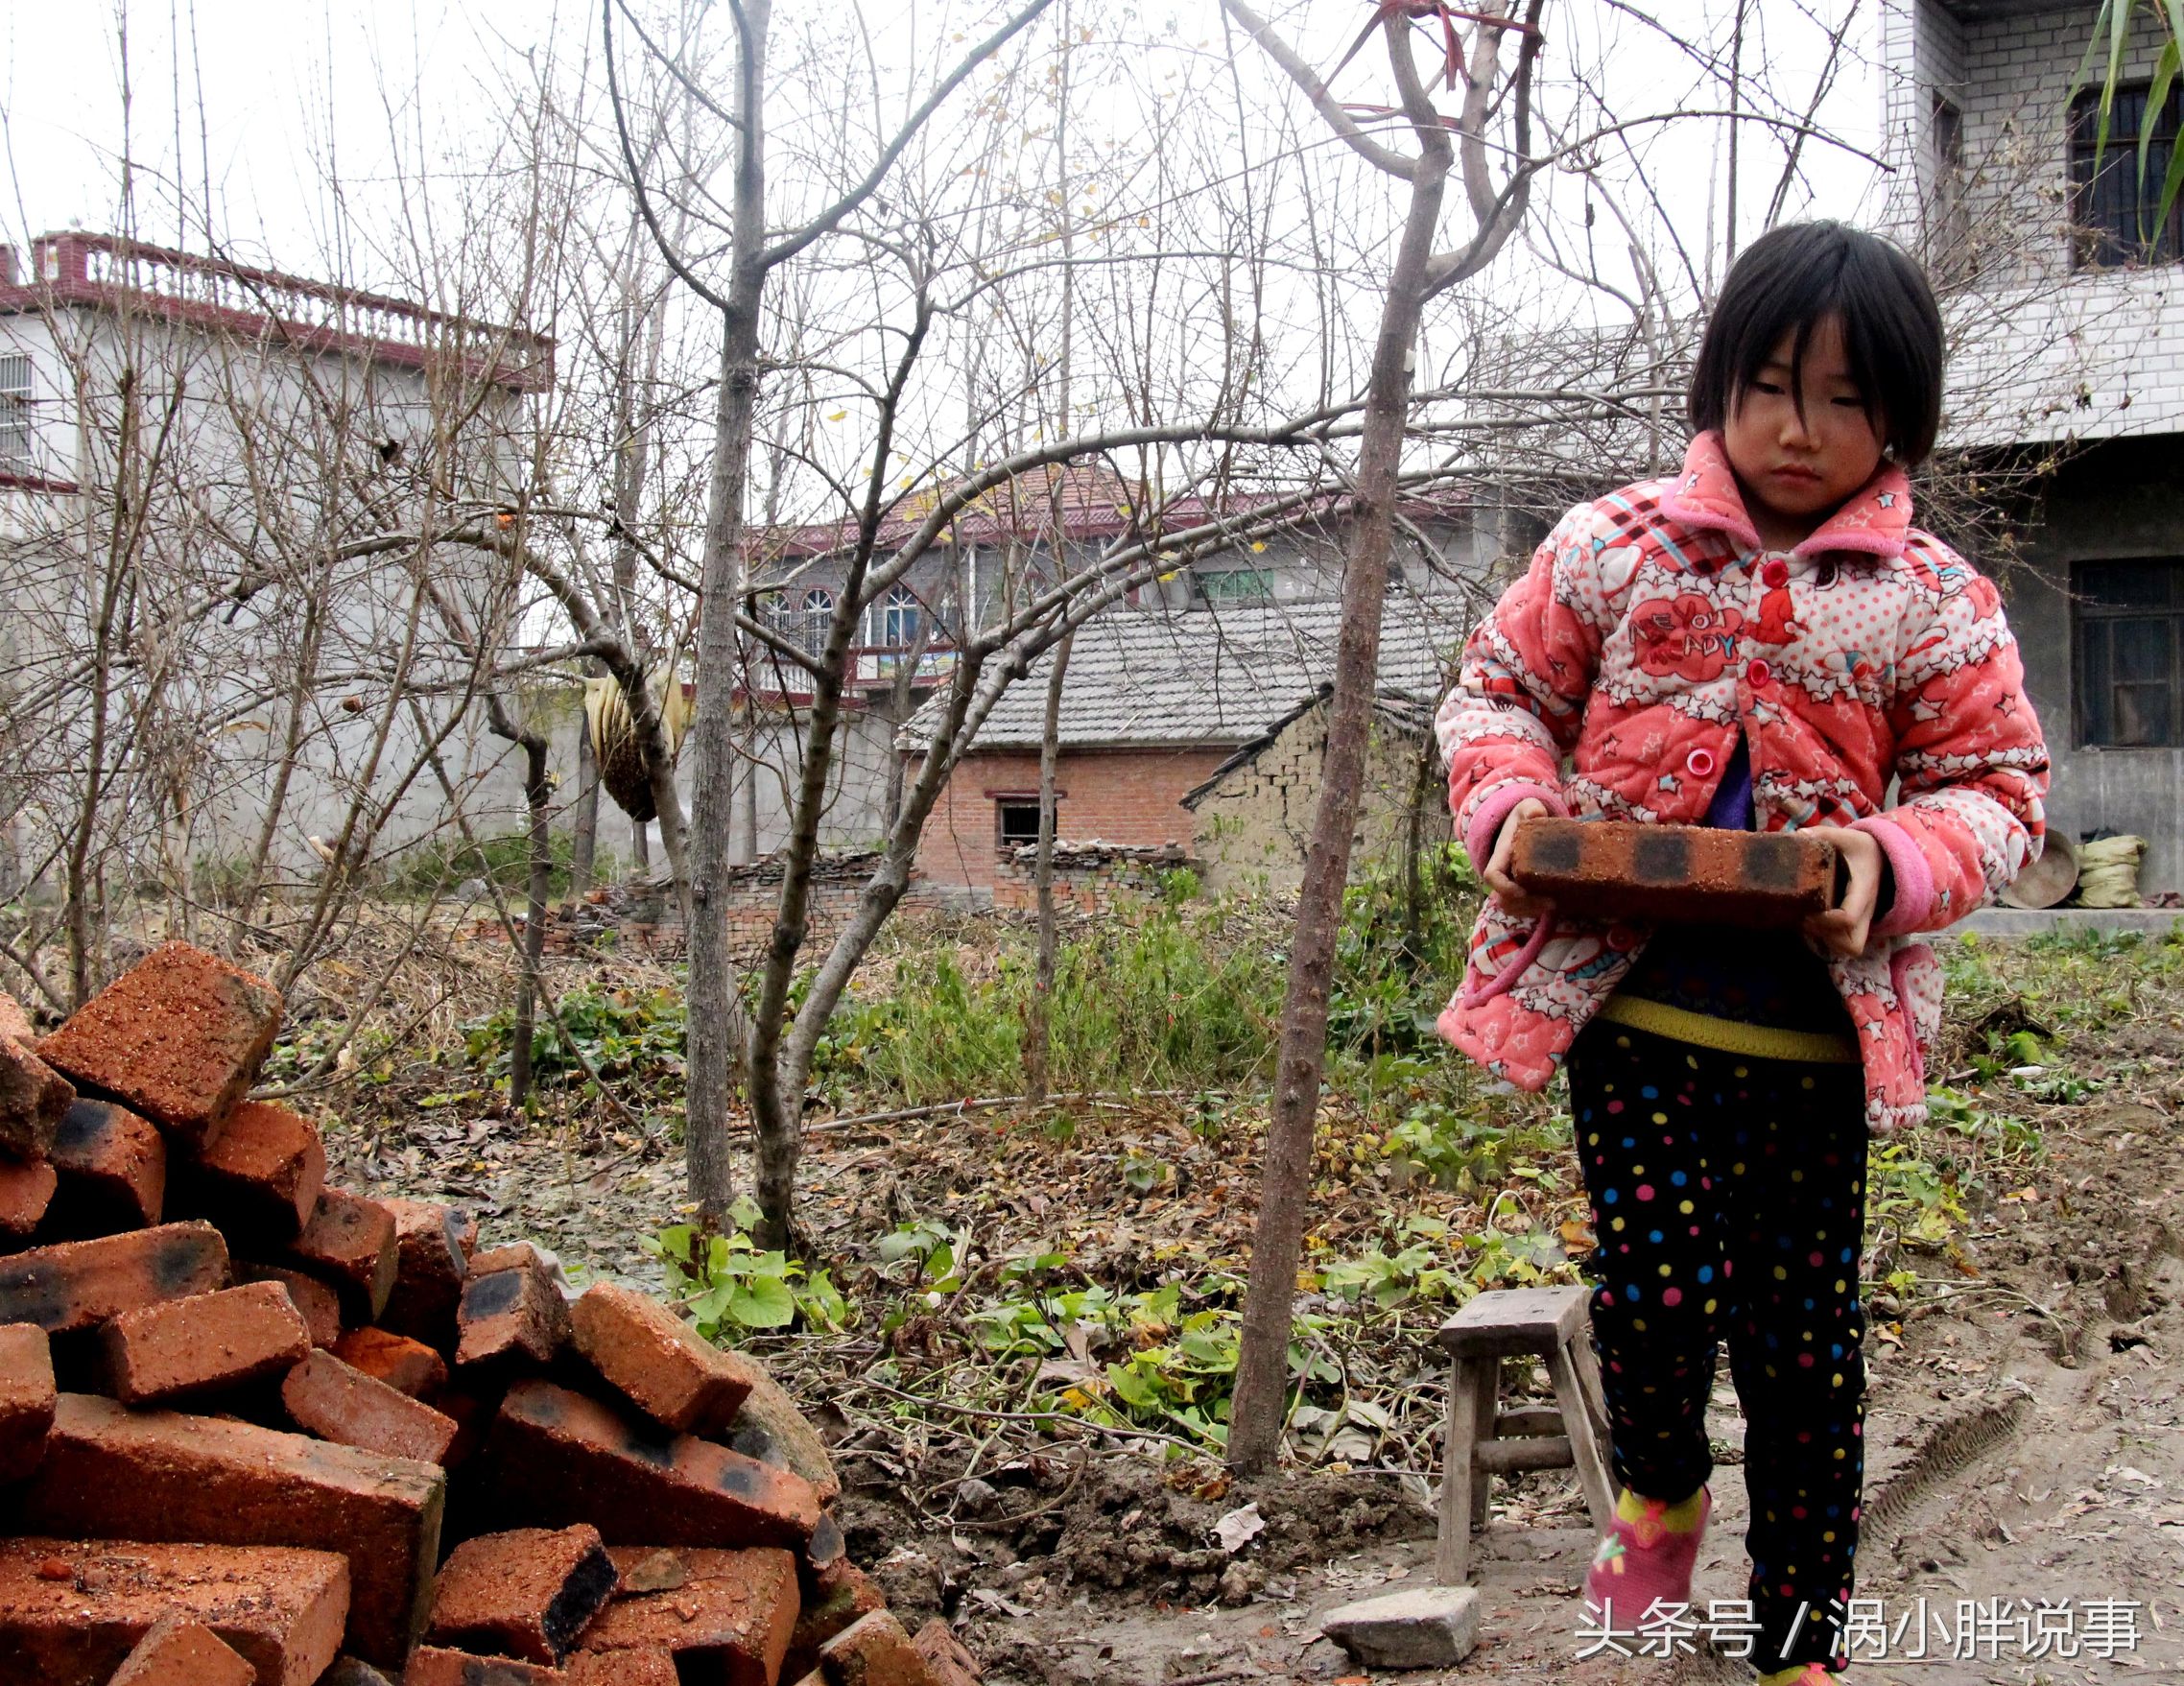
xmin=1434 ymin=1285 xmax=1618 ymax=1585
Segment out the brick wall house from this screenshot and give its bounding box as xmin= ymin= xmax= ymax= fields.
xmin=905 ymin=595 xmax=1467 ymax=904
xmin=918 ymin=744 xmax=1232 ymax=895
xmin=741 ymin=463 xmax=1478 ymax=870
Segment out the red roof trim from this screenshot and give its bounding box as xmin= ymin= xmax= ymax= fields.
xmin=750 ymin=461 xmax=1467 ymax=561
xmin=0 ymin=469 xmax=80 ymax=495
xmin=0 ymin=232 xmax=554 ymax=394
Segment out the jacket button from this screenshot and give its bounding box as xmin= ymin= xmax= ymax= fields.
xmin=1762 ymin=558 xmax=1789 ymax=587
xmin=1686 ymin=748 xmax=1716 ymax=778
xmin=1747 ymin=659 xmax=1772 ymax=687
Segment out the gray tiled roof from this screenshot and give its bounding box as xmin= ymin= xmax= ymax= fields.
xmin=909 ymin=592 xmax=1468 ymax=752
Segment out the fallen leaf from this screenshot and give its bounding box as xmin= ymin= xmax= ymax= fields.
xmin=1214 ymin=1502 xmax=1267 ymax=1554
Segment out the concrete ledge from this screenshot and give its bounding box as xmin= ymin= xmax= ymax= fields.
xmin=1958 ymin=907 xmax=2184 ymax=939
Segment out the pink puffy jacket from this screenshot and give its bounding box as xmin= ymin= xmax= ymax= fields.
xmin=1434 ymin=432 xmax=2051 ymax=1133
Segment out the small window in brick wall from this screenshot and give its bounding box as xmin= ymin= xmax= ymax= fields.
xmin=996 ymin=797 xmax=1049 ymax=847
xmin=2077 ymin=559 xmax=2184 ymax=747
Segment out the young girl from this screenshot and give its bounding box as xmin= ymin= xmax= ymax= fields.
xmin=1434 ymin=221 xmax=2050 ymax=1682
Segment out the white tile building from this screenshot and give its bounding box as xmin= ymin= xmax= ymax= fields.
xmin=0 ymin=232 xmax=557 ymax=897
xmin=1881 ymin=1 xmax=2184 ymax=890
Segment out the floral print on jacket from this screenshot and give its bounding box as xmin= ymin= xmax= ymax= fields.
xmin=1433 ymin=432 xmax=2051 ymax=1134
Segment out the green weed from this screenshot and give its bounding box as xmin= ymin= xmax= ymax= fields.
xmin=651 ymin=1199 xmax=850 ymax=1336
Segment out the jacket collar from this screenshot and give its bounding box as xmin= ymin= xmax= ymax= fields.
xmin=1660 ymin=430 xmax=1912 ymax=563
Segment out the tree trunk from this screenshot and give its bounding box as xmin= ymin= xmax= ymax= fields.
xmin=509 ymin=723 xmax=553 ymax=1107
xmin=569 ymin=691 xmax=600 ymax=903
xmin=1402 ymin=718 xmax=1437 ymax=963
xmin=682 ymin=0 xmax=772 ymax=1228
xmin=1225 ymin=127 xmax=1450 ymax=1480
xmin=1023 ymin=631 xmax=1073 ymax=1105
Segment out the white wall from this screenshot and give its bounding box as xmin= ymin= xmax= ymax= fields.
xmin=1880 ymin=1 xmax=2184 ymax=446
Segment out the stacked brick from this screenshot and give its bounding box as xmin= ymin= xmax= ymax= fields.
xmin=0 ymin=941 xmax=980 ymax=1686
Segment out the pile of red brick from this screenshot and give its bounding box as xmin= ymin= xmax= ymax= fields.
xmin=0 ymin=941 xmax=976 ymax=1686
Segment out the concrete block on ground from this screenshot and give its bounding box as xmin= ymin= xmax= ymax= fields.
xmin=182 ymin=1100 xmax=325 ymax=1241
xmin=107 ymin=1616 xmax=256 ymax=1686
xmin=487 ymin=1379 xmax=820 ymax=1549
xmin=285 ymin=1189 xmax=397 ymax=1322
xmin=44 ymin=1099 xmax=165 ymax=1234
xmin=0 ymin=1153 xmax=57 ymax=1242
xmin=1509 ymin=816 xmax=1836 ymax=927
xmin=0 ymin=1535 xmax=348 ymax=1686
xmin=569 ymin=1281 xmax=753 ymax=1435
xmin=1318 ymin=1584 xmax=1481 ymax=1670
xmin=426 ymin=1525 xmax=619 ymax=1664
xmin=582 ymin=1546 xmax=797 ymax=1686
xmin=0 ymin=1320 xmax=56 ymax=1482
xmin=16 ymin=1392 xmax=444 ymax=1669
xmin=0 ymin=1033 xmax=73 ymax=1161
xmin=456 ymin=1254 xmax=570 ymax=1372
xmin=819 ymin=1609 xmax=940 ymax=1686
xmin=0 ymin=1221 xmax=229 ymax=1334
xmin=101 ymin=1279 xmax=312 ymax=1405
xmin=378 ymin=1198 xmax=473 ymax=1348
xmin=282 ymin=1349 xmax=460 ymax=1465
xmin=36 ymin=940 xmax=282 ymax=1148
xmin=236 ymin=1261 xmax=344 ymax=1347
xmin=724 ymin=1357 xmax=843 ymax=1506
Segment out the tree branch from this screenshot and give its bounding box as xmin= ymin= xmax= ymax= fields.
xmin=761 ymin=0 xmax=1060 ymax=269
xmin=1219 ymin=0 xmax=1417 ymax=178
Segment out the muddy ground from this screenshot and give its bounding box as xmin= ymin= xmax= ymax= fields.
xmin=315 ymin=937 xmax=2184 ymax=1686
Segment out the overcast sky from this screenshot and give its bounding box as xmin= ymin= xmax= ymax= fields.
xmin=1 ymin=0 xmax=1887 ymax=294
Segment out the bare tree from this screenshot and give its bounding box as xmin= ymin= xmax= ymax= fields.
xmin=1217 ymin=0 xmax=1545 ymax=1478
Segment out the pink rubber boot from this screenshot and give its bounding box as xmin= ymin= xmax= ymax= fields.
xmin=1581 ymin=1484 xmax=1713 ymax=1633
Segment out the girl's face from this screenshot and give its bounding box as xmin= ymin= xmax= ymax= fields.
xmin=1720 ymin=313 xmax=1887 ymax=551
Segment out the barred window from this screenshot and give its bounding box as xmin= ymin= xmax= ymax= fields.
xmin=0 ymin=352 xmax=31 ymax=468
xmin=796 ymin=587 xmax=834 ymax=655
xmin=2077 ymin=560 xmax=2184 ymax=747
xmin=2069 ymin=83 xmax=2182 ymax=269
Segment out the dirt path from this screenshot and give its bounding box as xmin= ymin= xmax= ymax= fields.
xmin=952 ymin=1098 xmax=2184 ymax=1686
xmin=323 ymin=1067 xmax=2184 ymax=1684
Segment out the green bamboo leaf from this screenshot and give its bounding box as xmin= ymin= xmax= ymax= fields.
xmin=2159 ymin=110 xmax=2184 ymax=242
xmin=2147 ymin=38 xmax=2183 ymax=245
xmin=2142 ymin=40 xmax=2178 ymax=200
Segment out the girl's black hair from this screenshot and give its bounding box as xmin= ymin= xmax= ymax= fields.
xmin=1688 ymin=221 xmax=1945 ymax=467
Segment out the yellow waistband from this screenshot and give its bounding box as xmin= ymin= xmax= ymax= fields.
xmin=1596 ymin=993 xmax=1863 ymax=1064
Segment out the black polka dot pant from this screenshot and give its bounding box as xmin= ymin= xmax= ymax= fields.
xmin=1566 ymin=1017 xmax=1869 ymax=1674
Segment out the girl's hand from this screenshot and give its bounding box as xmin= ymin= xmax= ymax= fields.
xmin=1802 ymin=825 xmax=1886 ymax=956
xmin=1484 ymin=798 xmax=1555 ymax=919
